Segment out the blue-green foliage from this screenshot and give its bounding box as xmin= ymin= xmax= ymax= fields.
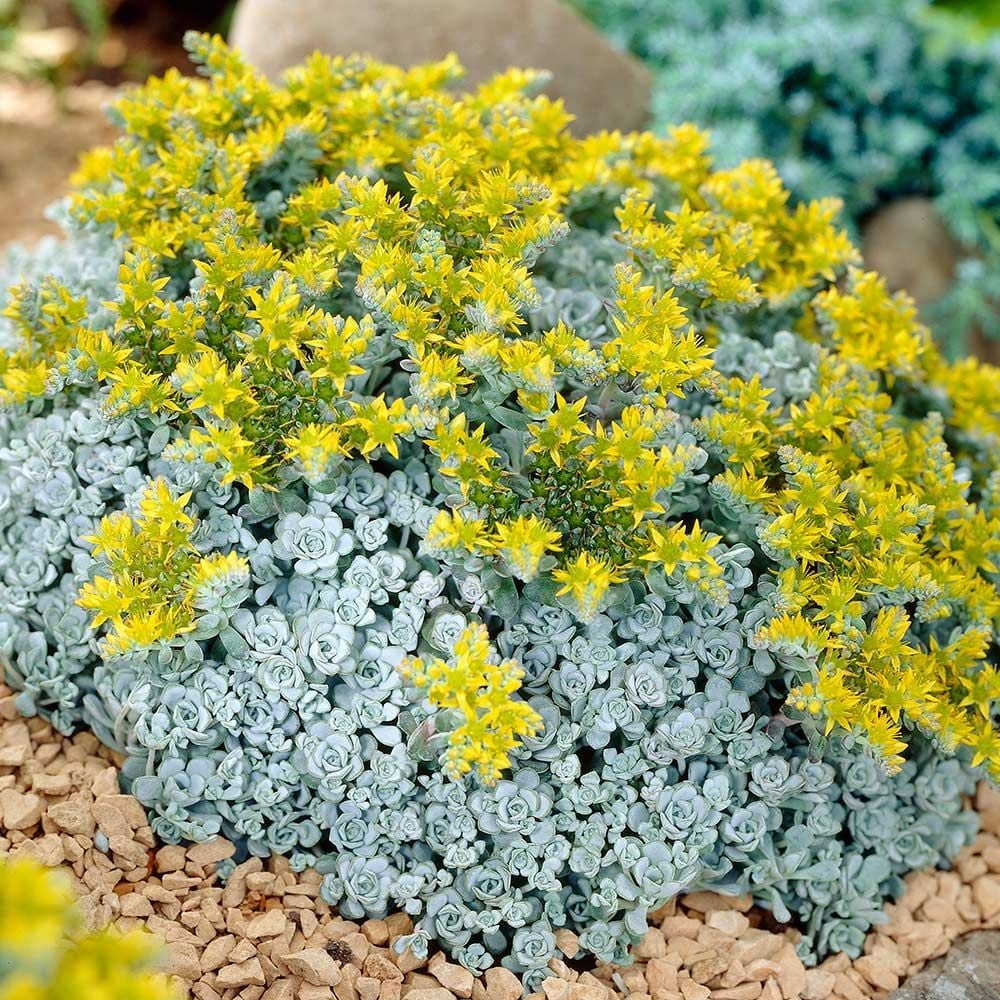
xmin=570 ymin=0 xmax=1000 ymax=354
xmin=0 ymin=226 xmax=981 ymax=986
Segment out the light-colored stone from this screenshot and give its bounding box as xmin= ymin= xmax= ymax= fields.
xmin=108 ymin=835 xmax=149 ymax=870
xmin=394 ymin=946 xmax=426 ymax=975
xmin=362 ymin=919 xmax=390 ymax=945
xmin=705 ymin=911 xmax=750 ymax=937
xmin=120 ymin=893 xmax=155 ymax=918
xmin=678 ymin=980 xmax=710 ymax=1000
xmin=646 ymin=958 xmax=679 ymax=994
xmin=0 ymin=723 xmax=30 ymax=766
xmin=228 ymin=0 xmax=651 ymax=136
xmin=691 ymin=955 xmax=730 ymax=985
xmin=545 ymin=983 xmax=608 ymax=1000
xmin=634 ymin=929 xmax=668 ymax=960
xmin=661 ymin=916 xmax=703 ymax=941
xmin=98 ymin=794 xmax=148 ymax=830
xmin=977 ymin=784 xmax=1000 ymax=835
xmin=800 ymin=968 xmax=836 ymax=1000
xmin=403 ymin=989 xmax=455 ymax=1000
xmin=0 ymin=790 xmax=43 ymax=830
xmin=14 ymin=832 xmax=64 ymax=866
xmin=186 ymin=837 xmax=237 ymax=867
xmin=284 ymin=948 xmax=344 ymax=987
xmin=710 ymin=985 xmax=761 ymax=1000
xmin=31 ymin=772 xmax=72 ymax=797
xmin=215 ymin=958 xmax=266 ymax=990
xmin=92 ymin=800 xmax=132 ymax=839
xmin=363 ymin=976 xmax=386 ymax=1000
xmin=683 ymin=894 xmax=751 ymax=914
xmin=300 ymin=987 xmax=335 ymax=1000
xmin=228 ymin=939 xmax=257 ymax=964
xmin=246 ymin=908 xmax=287 ymax=939
xmin=431 ymin=962 xmax=475 ymax=998
xmin=854 ymin=954 xmax=899 ymax=992
xmin=731 ymin=933 xmax=782 ymax=966
xmin=155 ymin=844 xmax=188 ymax=873
xmin=190 ymin=985 xmax=223 ymax=1000
xmin=554 ymin=929 xmax=580 ymax=960
xmin=164 ymin=942 xmax=203 ymax=981
xmin=972 ymin=873 xmax=1000 ymax=920
xmin=200 ymin=935 xmax=236 ymax=973
xmin=773 ymin=944 xmax=805 ymax=999
xmin=483 ymin=966 xmax=522 ymax=1000
xmin=363 ymin=953 xmax=404 ymax=983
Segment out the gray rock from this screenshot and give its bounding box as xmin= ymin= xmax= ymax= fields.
xmin=890 ymin=931 xmax=1000 ymax=999
xmin=228 ymin=0 xmax=651 ymax=135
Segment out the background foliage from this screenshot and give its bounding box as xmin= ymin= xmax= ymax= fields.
xmin=569 ymin=0 xmax=1000 ymax=356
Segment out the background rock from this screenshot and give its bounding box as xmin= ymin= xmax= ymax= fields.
xmin=862 ymin=197 xmax=1000 ymax=363
xmin=888 ymin=931 xmax=1000 ymax=999
xmin=229 ymin=0 xmax=651 ymax=135
xmin=862 ymin=197 xmax=961 ymax=307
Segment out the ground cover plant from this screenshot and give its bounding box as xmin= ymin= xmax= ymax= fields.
xmin=570 ymin=0 xmax=1000 ymax=356
xmin=0 ymin=33 xmax=999 ymax=987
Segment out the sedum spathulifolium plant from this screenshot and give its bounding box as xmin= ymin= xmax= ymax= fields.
xmin=1 ymin=32 xmax=999 ymax=984
xmin=0 ymin=858 xmax=176 ymax=1000
xmin=569 ymin=0 xmax=1000 ymax=355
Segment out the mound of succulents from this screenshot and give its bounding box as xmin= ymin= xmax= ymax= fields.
xmin=1 ymin=33 xmax=999 ymax=987
xmin=0 ymin=859 xmax=174 ymax=999
xmin=570 ymin=0 xmax=1000 ymax=355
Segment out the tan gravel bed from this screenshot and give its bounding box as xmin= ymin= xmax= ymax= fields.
xmin=1 ymin=683 xmax=999 ymax=1000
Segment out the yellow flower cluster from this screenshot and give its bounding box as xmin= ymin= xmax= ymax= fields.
xmin=0 ymin=859 xmax=175 ymax=1000
xmin=76 ymin=479 xmax=249 ymax=655
xmin=3 ymin=33 xmax=999 ymax=776
xmin=401 ymin=625 xmax=542 ymax=784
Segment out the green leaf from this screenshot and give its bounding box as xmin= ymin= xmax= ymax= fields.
xmin=147 ymin=425 xmax=171 ymax=455
xmin=492 ymin=407 xmax=534 ymax=431
xmin=492 ymin=576 xmax=521 ymax=620
xmin=275 ymin=489 xmax=308 ymax=515
xmin=218 ymin=627 xmax=249 ymax=659
xmin=524 ymin=574 xmax=561 ymax=607
xmin=248 ymin=487 xmax=277 ymax=517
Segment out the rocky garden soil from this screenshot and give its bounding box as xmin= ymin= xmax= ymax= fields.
xmin=1 ymin=682 xmax=999 ymax=1000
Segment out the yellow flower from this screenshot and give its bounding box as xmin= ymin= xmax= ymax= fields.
xmin=491 ymin=515 xmax=562 ymax=582
xmin=401 ymin=624 xmax=542 ymax=785
xmin=175 ymin=353 xmax=253 ymax=420
xmin=344 ymin=396 xmax=412 ymax=458
xmin=552 ymin=552 xmax=625 ymax=622
xmin=424 ymin=509 xmax=495 ymax=557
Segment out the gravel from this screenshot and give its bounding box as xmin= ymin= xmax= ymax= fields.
xmin=2 ymin=683 xmax=999 ymax=1000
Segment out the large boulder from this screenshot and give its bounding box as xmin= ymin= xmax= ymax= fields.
xmin=889 ymin=931 xmax=1000 ymax=999
xmin=228 ymin=0 xmax=651 ymax=135
xmin=862 ymin=197 xmax=961 ymax=306
xmin=862 ymin=197 xmax=1000 ymax=363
